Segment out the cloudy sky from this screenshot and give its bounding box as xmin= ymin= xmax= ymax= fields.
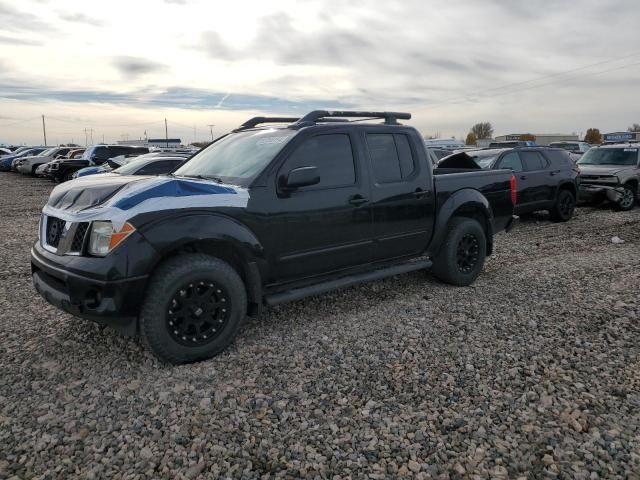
xmin=1 ymin=0 xmax=639 ymax=145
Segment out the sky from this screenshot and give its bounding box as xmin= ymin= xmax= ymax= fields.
xmin=1 ymin=0 xmax=639 ymax=145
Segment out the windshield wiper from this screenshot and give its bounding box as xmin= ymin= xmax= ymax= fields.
xmin=181 ymin=174 xmax=224 ymax=183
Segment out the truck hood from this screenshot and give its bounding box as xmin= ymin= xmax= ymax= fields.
xmin=44 ymin=175 xmax=249 ymax=230
xmin=578 ymin=165 xmax=634 ymax=176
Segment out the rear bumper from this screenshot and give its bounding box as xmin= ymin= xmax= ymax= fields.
xmin=579 ymin=184 xmax=623 ymax=203
xmin=31 ymin=245 xmax=147 ymax=336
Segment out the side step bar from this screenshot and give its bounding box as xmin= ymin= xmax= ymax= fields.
xmin=265 ymin=259 xmax=432 ymax=306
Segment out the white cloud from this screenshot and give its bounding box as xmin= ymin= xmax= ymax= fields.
xmin=0 ymin=0 xmax=639 ymax=144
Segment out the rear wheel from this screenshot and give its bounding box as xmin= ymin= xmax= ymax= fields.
xmin=549 ymin=189 xmax=576 ymax=222
xmin=140 ymin=254 xmax=247 ymax=364
xmin=432 ymin=217 xmax=486 ymax=286
xmin=615 ymin=184 xmax=636 ymax=211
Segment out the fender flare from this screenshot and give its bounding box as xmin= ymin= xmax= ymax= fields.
xmin=427 ymin=189 xmax=494 ymax=257
xmin=136 ymin=212 xmax=266 ymax=307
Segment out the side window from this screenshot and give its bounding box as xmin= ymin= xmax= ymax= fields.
xmin=521 ymin=151 xmax=547 ymax=171
xmin=281 ymin=134 xmax=355 ymax=189
xmin=367 ymin=133 xmax=416 ymax=184
xmin=497 ymin=152 xmax=523 ymax=172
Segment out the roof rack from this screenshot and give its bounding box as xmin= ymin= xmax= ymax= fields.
xmin=233 ymin=117 xmax=300 ymax=132
xmin=292 ymin=110 xmax=411 ymax=128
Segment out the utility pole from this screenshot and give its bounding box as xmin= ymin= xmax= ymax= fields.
xmin=41 ymin=115 xmax=47 ymax=146
xmin=207 ymin=124 xmax=215 ymax=142
xmin=165 ymin=118 xmax=169 ymax=147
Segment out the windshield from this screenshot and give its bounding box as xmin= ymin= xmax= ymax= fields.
xmin=578 ymin=148 xmax=638 ymax=166
xmin=551 ymin=143 xmax=578 ymax=151
xmin=113 ymin=159 xmax=151 ymax=175
xmin=174 ymin=129 xmax=296 ymax=185
xmin=39 ymin=147 xmax=57 ymax=157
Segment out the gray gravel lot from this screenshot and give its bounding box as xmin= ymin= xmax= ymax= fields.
xmin=1 ymin=173 xmax=639 ymax=479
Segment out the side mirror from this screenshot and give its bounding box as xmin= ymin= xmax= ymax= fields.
xmin=282 ymin=166 xmax=320 ymax=190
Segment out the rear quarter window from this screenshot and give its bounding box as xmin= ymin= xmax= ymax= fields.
xmin=545 ymin=149 xmax=573 ymax=168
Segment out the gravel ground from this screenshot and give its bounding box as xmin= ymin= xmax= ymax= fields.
xmin=1 ymin=173 xmax=639 ymax=479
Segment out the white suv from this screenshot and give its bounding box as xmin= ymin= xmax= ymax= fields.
xmin=16 ymin=147 xmax=72 ymax=175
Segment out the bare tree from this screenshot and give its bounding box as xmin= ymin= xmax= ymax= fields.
xmin=628 ymin=124 xmax=640 ymax=132
xmin=470 ymin=122 xmax=494 ymax=140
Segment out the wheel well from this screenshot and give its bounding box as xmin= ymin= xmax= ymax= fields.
xmin=149 ymin=240 xmax=260 ymax=315
xmin=558 ymin=182 xmax=577 ymax=198
xmin=624 ymin=179 xmax=638 ymax=191
xmin=451 ymin=206 xmax=493 ymax=255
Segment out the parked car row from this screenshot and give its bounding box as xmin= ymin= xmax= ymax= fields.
xmin=438 ymin=142 xmax=640 ymax=219
xmin=0 ymin=143 xmax=198 ymax=182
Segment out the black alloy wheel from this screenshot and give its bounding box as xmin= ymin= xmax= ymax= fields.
xmin=167 ymin=280 xmax=231 ymax=346
xmin=456 ymin=233 xmax=480 ymax=273
xmin=550 ymin=190 xmax=576 ymax=222
xmin=140 ymin=254 xmax=247 ymax=364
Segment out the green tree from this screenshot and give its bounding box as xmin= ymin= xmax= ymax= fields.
xmin=470 ymin=122 xmax=494 ymax=140
xmin=465 ymin=132 xmax=477 ymax=145
xmin=584 ymin=128 xmax=602 ymax=144
xmin=628 ymin=124 xmax=640 ymax=132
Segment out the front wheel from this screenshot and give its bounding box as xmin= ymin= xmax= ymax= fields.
xmin=615 ymin=184 xmax=636 ymax=211
xmin=63 ymin=170 xmax=75 ymax=182
xmin=549 ymin=189 xmax=576 ymax=222
xmin=140 ymin=254 xmax=247 ymax=364
xmin=432 ymin=217 xmax=486 ymax=286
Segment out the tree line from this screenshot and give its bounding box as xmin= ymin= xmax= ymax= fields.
xmin=463 ymin=123 xmax=639 ymax=145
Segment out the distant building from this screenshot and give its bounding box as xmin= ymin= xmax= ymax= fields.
xmin=602 ymin=131 xmax=640 ymax=143
xmin=117 ymin=138 xmax=182 ymax=147
xmin=494 ymin=133 xmax=578 ymax=146
xmin=424 ymin=138 xmax=466 ymax=149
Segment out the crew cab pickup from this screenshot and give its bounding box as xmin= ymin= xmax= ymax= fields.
xmin=31 ymin=111 xmax=518 ymax=363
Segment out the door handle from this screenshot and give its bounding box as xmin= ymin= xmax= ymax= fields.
xmin=414 ymin=188 xmax=430 ymax=199
xmin=550 ymin=170 xmax=560 ymax=176
xmin=348 ymin=194 xmax=368 ymax=206
xmin=520 ymin=175 xmax=527 ymax=180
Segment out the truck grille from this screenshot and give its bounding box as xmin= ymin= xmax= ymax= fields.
xmin=42 ymin=216 xmax=89 ymax=254
xmin=70 ymin=222 xmax=89 ymax=252
xmin=46 ymin=216 xmax=66 ymax=248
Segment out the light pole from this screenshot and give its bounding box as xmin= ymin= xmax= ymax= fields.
xmin=207 ymin=124 xmax=215 ymax=142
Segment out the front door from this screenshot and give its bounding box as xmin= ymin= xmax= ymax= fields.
xmin=270 ymin=132 xmax=373 ymax=281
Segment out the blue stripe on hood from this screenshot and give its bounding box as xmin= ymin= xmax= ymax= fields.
xmin=111 ymin=179 xmax=237 ymax=211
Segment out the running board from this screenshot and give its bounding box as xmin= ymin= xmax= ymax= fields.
xmin=265 ymin=259 xmax=432 ymax=306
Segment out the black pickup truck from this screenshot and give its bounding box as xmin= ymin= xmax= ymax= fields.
xmin=31 ymin=111 xmax=518 ymax=363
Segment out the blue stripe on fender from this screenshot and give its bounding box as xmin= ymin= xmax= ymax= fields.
xmin=111 ymin=179 xmax=237 ymax=210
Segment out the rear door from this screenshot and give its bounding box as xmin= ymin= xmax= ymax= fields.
xmin=365 ymin=130 xmax=435 ymax=261
xmin=270 ymin=131 xmax=373 ymax=281
xmin=519 ymin=151 xmax=553 ymax=206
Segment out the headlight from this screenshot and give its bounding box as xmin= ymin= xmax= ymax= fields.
xmin=88 ymin=221 xmax=135 ymax=256
xmin=49 ymin=163 xmax=59 ymax=170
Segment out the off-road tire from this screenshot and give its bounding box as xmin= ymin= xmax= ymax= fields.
xmin=549 ymin=189 xmax=576 ymax=222
xmin=432 ymin=217 xmax=486 ymax=286
xmin=140 ymin=254 xmax=247 ymax=364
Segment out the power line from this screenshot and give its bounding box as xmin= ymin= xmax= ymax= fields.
xmin=426 ymin=55 xmax=640 ymax=109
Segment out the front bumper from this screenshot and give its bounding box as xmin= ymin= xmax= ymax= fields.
xmin=579 ymin=184 xmax=623 ymax=203
xmin=31 ymin=244 xmax=148 ymax=336
xmin=17 ymin=163 xmax=34 ymax=174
